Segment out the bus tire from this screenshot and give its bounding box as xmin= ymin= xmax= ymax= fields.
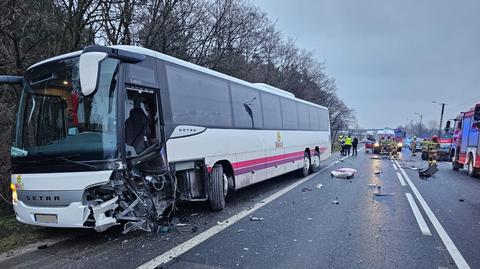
xmin=300 ymin=151 xmax=311 ymax=177
xmin=208 ymin=164 xmax=226 ymax=211
xmin=310 ymin=150 xmax=321 ymax=173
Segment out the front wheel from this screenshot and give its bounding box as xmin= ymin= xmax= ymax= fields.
xmin=310 ymin=151 xmax=321 ymax=173
xmin=208 ymin=164 xmax=226 ymax=210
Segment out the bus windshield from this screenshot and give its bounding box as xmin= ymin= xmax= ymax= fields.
xmin=11 ymin=56 xmax=120 ymax=162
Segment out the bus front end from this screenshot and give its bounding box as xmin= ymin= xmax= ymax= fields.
xmin=10 ymin=47 xmax=173 ymax=232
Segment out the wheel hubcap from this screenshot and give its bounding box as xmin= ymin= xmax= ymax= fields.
xmin=223 ymin=173 xmax=228 ymax=196
xmin=304 ymin=157 xmax=310 ymax=171
xmin=312 ymin=155 xmax=320 ymax=168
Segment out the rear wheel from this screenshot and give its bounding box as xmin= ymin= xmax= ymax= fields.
xmin=208 ymin=164 xmax=226 ymax=210
xmin=310 ymin=150 xmax=321 ymax=173
xmin=301 ymin=151 xmax=311 ymax=177
xmin=467 ymin=155 xmax=477 ymax=177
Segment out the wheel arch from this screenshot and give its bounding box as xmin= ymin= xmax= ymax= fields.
xmin=214 ymin=159 xmax=235 ymax=190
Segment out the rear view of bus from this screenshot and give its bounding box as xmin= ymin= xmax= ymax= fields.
xmin=10 ymin=45 xmax=331 ymax=232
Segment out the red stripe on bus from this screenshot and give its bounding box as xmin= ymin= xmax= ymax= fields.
xmin=232 ymin=151 xmax=304 ymax=169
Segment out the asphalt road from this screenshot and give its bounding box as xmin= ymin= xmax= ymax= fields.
xmin=2 ymin=147 xmax=479 ymax=269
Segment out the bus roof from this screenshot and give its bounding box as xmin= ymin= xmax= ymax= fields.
xmin=27 ymin=45 xmax=328 ymax=110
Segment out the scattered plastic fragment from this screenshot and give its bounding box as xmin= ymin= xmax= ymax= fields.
xmin=307 ymin=217 xmax=313 ymax=220
xmin=374 ymin=171 xmax=382 ymax=175
xmin=368 ymin=184 xmax=377 ymax=187
xmin=237 ymin=229 xmax=246 ymax=233
xmin=190 ymin=213 xmax=199 ymax=216
xmin=331 ymin=199 xmax=339 ymax=205
xmin=176 ymin=223 xmax=190 ymax=227
xmin=315 ymin=184 xmax=324 ymax=189
xmin=158 ymin=226 xmax=171 ymax=233
xmin=217 ymin=221 xmax=224 ymax=225
xmin=250 ymin=216 xmax=263 ymax=221
xmin=370 ymin=156 xmax=381 ymax=160
xmin=459 ymin=199 xmax=465 ymax=202
xmin=331 ymin=168 xmax=357 ymax=179
xmin=243 ymin=248 xmax=249 ymax=251
xmin=37 ymin=244 xmax=48 ymax=250
xmin=302 ymin=187 xmax=314 ymax=192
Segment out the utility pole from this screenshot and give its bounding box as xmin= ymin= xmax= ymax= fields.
xmin=433 ymin=101 xmax=447 ymax=137
xmin=415 ymin=112 xmax=423 ymax=136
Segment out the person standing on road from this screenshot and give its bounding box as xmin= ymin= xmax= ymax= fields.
xmin=410 ymin=136 xmax=417 ymax=157
xmin=338 ymin=135 xmax=346 ymax=156
xmin=352 ymin=136 xmax=359 ymax=156
xmin=345 ymin=135 xmax=353 ymax=156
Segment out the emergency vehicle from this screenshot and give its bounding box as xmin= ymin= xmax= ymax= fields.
xmin=451 ymin=104 xmax=480 ymax=176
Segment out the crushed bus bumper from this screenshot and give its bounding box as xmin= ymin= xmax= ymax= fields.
xmin=13 ymin=200 xmax=90 ymax=228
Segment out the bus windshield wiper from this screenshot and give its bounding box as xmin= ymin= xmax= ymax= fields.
xmin=28 ymin=154 xmax=99 ymax=170
xmin=55 ymin=157 xmax=100 ymax=170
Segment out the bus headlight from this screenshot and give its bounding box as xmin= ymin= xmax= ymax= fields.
xmin=10 ymin=183 xmax=18 ymax=203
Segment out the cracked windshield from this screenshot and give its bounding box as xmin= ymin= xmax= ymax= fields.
xmin=0 ymin=1 xmax=478 ymax=269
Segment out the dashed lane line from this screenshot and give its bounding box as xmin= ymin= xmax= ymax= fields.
xmin=395 ymin=160 xmax=470 ymax=269
xmin=405 ymin=193 xmax=432 ymax=235
xmin=396 ymin=171 xmax=406 ymax=186
xmin=138 ymin=148 xmax=365 ymax=269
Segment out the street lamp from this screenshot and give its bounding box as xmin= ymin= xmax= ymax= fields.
xmin=432 ymin=101 xmax=447 ymax=137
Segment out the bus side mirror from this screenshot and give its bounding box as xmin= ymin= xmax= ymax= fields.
xmin=445 ymin=121 xmax=451 ymax=132
xmin=79 ymin=52 xmax=107 ymax=96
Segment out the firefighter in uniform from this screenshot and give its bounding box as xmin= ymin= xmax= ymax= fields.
xmin=410 ymin=136 xmax=417 ymax=157
xmin=427 ymin=136 xmax=440 ymax=166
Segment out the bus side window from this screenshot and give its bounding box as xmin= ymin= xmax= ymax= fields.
xmin=125 ymin=89 xmax=160 ymax=156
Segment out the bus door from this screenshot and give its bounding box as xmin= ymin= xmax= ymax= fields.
xmin=124 ymin=87 xmax=162 ymax=157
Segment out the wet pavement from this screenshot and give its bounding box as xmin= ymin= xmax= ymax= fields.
xmin=2 ymin=147 xmax=479 ymax=269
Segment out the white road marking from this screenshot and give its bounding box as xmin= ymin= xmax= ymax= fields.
xmin=396 ymin=172 xmax=406 ymax=186
xmin=395 ymin=160 xmax=470 ymax=269
xmin=138 ymin=148 xmax=365 ymax=269
xmin=392 ymin=162 xmax=398 ymax=171
xmin=405 ymin=193 xmax=432 ymax=235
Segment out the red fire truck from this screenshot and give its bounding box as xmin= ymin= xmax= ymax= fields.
xmin=451 ymin=104 xmax=480 ymax=176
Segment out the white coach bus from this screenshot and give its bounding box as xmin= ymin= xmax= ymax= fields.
xmin=9 ymin=45 xmax=331 ymax=232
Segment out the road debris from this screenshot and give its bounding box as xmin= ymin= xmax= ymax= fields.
xmin=37 ymin=244 xmax=48 ymax=250
xmin=243 ymin=248 xmax=249 ymax=251
xmin=158 ymin=226 xmax=171 ymax=233
xmin=302 ymin=187 xmax=314 ymax=192
xmin=368 ymin=184 xmax=378 ymax=187
xmin=373 ymin=186 xmax=395 ymax=196
xmin=307 ymin=217 xmax=313 ymax=220
xmin=331 ymin=168 xmax=357 ymax=179
xmin=176 ymin=223 xmax=190 ymax=227
xmin=315 ymin=183 xmax=324 ymax=189
xmin=374 ymin=171 xmax=382 ymax=175
xmin=191 ymin=226 xmax=199 ymax=233
xmin=250 ymin=216 xmax=264 ymax=221
xmin=237 ymin=229 xmax=246 ymax=233
xmin=190 ymin=213 xmax=199 ymax=217
xmin=370 ymin=156 xmax=381 ymax=160
xmin=331 ymin=198 xmax=340 ymax=205
xmin=459 ymin=199 xmax=465 ymax=202
xmin=217 ymin=221 xmax=225 ymax=225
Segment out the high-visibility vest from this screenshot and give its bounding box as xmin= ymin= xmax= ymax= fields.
xmin=345 ymin=137 xmax=353 ymax=146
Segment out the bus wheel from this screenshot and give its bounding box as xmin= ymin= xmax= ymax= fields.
xmin=310 ymin=151 xmax=321 ymax=173
xmin=301 ymin=151 xmax=311 ymax=177
xmin=208 ymin=164 xmax=226 ymax=211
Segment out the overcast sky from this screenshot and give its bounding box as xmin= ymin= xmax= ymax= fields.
xmin=253 ymin=0 xmax=480 ymax=129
